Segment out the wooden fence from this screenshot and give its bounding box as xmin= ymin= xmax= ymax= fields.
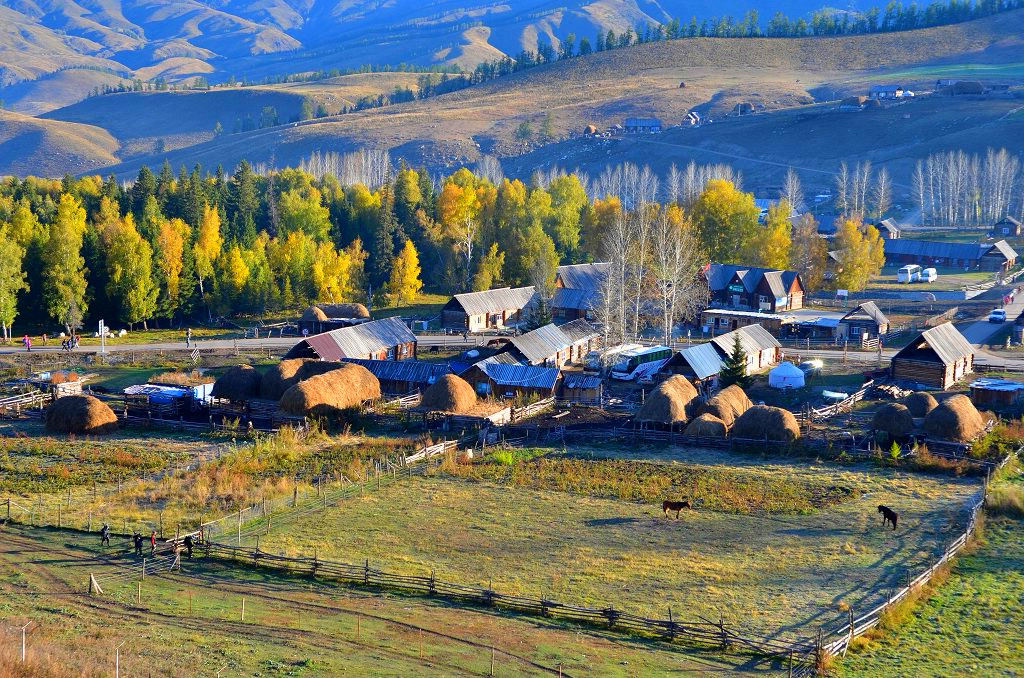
xmin=0 ymin=389 xmax=49 ymax=417
xmin=510 ymin=397 xmax=554 ymax=423
xmin=795 ymin=380 xmax=875 ymax=423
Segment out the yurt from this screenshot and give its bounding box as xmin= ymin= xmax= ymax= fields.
xmin=768 ymin=361 xmax=805 ymax=389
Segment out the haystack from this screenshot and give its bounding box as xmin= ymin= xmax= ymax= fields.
xmin=211 ymin=365 xmax=262 ymax=401
xmin=260 ymin=358 xmax=344 ymax=400
xmin=421 ymin=374 xmax=477 ymax=414
xmin=635 ymin=375 xmax=698 ymax=425
xmin=279 ymin=363 xmax=380 ymax=417
xmin=924 ymin=394 xmax=986 ymax=442
xmin=903 ymin=391 xmax=938 ymax=418
xmin=731 ymin=405 xmax=801 ymax=443
xmin=684 ymin=413 xmax=727 ymax=438
xmin=872 ymin=403 xmax=915 ymax=440
xmin=303 ymin=303 xmax=371 ymax=321
xmin=699 ymin=385 xmax=752 ymax=427
xmin=45 ymin=395 xmax=118 ymax=435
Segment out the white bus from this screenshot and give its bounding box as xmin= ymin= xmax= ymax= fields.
xmin=610 ymin=345 xmax=673 ymax=381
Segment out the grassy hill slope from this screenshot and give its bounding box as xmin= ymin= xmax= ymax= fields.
xmin=0 ymin=69 xmax=132 ymax=115
xmin=0 ymin=110 xmax=119 ymax=176
xmin=76 ymin=10 xmax=1024 ymax=180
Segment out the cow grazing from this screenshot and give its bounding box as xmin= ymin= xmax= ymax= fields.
xmin=663 ymin=500 xmax=691 ymax=518
xmin=878 ymin=505 xmax=898 ymax=531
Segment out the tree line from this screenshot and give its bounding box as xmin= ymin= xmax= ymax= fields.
xmin=0 ymin=154 xmax=896 ymax=341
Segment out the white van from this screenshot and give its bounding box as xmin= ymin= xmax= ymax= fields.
xmin=897 ymin=264 xmax=922 ymax=283
xmin=921 ymin=268 xmax=937 ymax=282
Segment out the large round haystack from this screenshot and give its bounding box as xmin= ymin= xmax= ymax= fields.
xmin=261 ymin=358 xmax=345 ymax=400
xmin=279 ymin=364 xmax=380 ymax=417
xmin=903 ymin=392 xmax=938 ymax=418
xmin=731 ymin=405 xmax=801 ymax=443
xmin=699 ymin=385 xmax=753 ymax=427
xmin=211 ymin=365 xmax=262 ymax=401
xmin=45 ymin=395 xmax=118 ymax=435
xmin=636 ymin=375 xmax=698 ymax=425
xmin=924 ymin=394 xmax=986 ymax=442
xmin=872 ymin=403 xmax=915 ymax=440
xmin=684 ymin=413 xmax=727 ymax=438
xmin=421 ymin=374 xmax=477 ymax=414
xmin=303 ymin=303 xmax=371 ymax=321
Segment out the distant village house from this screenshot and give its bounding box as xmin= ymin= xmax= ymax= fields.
xmin=285 ymin=317 xmax=417 ymax=362
xmin=441 ymin=286 xmax=537 ymax=333
xmin=881 ymin=239 xmax=1018 ymax=273
xmin=623 ymin=117 xmax=662 ymax=133
xmin=890 ymin=322 xmax=974 ymax=390
xmin=706 ymin=264 xmax=805 ymax=313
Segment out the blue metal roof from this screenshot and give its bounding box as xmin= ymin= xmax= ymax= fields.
xmin=479 ymin=363 xmax=560 ymax=390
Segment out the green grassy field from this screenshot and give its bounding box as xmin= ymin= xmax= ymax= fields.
xmin=0 ymin=523 xmax=766 ymax=676
xmin=838 ymin=515 xmax=1024 ymax=677
xmin=866 ymin=266 xmax=993 ymax=291
xmin=255 ymin=448 xmax=979 ymax=639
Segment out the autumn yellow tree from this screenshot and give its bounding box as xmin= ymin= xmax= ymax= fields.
xmin=155 ymin=218 xmax=190 ymax=318
xmin=387 ymin=239 xmax=423 ymax=307
xmin=193 ymin=204 xmax=223 ymax=320
xmin=690 ymin=180 xmax=760 ymax=263
xmin=834 ymin=217 xmax=885 ymax=292
xmin=752 ymin=200 xmax=793 ymax=269
xmin=42 ymin=193 xmax=89 ymax=333
xmin=104 ymin=214 xmax=158 ymax=330
xmin=473 ymin=243 xmax=505 ymax=291
xmin=789 ymin=213 xmax=827 ymax=292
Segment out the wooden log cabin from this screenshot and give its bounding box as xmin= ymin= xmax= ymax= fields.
xmin=890 ymin=322 xmax=974 ymax=389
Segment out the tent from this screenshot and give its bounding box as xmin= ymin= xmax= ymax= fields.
xmin=768 ymin=361 xmax=805 ymax=389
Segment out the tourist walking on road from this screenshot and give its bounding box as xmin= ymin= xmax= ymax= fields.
xmin=22 ymin=335 xmax=30 ymax=352
xmin=185 ymin=327 xmax=192 ymax=348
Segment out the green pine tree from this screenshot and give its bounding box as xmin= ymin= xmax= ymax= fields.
xmin=719 ymin=333 xmax=750 ymax=388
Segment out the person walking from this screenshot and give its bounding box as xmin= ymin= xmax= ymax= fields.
xmin=150 ymin=530 xmax=157 ymax=555
xmin=100 ymin=523 xmax=110 ymax=547
xmin=185 ymin=327 xmax=192 ymax=348
xmin=133 ymin=533 xmax=143 ymax=557
xmin=22 ymin=335 xmax=30 ymax=352
xmin=183 ymin=534 xmax=194 ymax=559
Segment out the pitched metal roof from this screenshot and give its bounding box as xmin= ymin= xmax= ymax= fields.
xmin=881 ymin=239 xmax=1017 ymax=262
xmin=703 ymin=308 xmax=789 ymax=320
xmin=507 ymin=321 xmax=598 ymax=364
xmin=969 ymin=378 xmax=1024 ymax=392
xmin=707 ymin=264 xmax=800 ymax=297
xmin=287 ymin=316 xmax=416 ymax=361
xmin=893 ymin=322 xmax=974 ymax=366
xmin=447 ymin=286 xmax=536 ymax=316
xmin=342 ymin=359 xmax=449 ymax=385
xmin=710 ymin=324 xmax=781 ymax=357
xmin=474 ymin=352 xmax=524 ymax=367
xmin=840 ymin=301 xmax=889 ymax=327
xmin=562 ymin=373 xmax=602 ymax=390
xmin=678 ymin=343 xmax=725 ymax=380
xmin=558 ymin=319 xmax=599 ymax=343
xmin=552 ymin=287 xmax=597 ymax=311
xmin=556 ymin=263 xmax=608 ymax=291
xmin=477 ymin=363 xmax=561 ymax=390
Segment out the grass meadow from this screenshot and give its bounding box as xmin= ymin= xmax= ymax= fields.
xmin=256 ymin=448 xmax=980 ymax=640
xmin=0 ymin=523 xmax=759 ymax=677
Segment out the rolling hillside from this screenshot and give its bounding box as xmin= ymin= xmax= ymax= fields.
xmin=0 ymin=0 xmax=832 ymax=96
xmin=0 ymin=110 xmax=119 ymax=176
xmin=41 ymin=10 xmax=1019 ymax=183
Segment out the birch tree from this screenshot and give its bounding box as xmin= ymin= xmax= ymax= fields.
xmin=650 ymin=205 xmax=708 ymax=345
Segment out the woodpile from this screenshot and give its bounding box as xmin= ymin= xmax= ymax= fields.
xmin=45 ymin=395 xmax=118 ymax=435
xmin=903 ymin=392 xmax=938 ymax=417
xmin=877 ymin=384 xmax=913 ymax=400
xmin=684 ymin=413 xmax=727 ymax=438
xmin=211 ymin=365 xmax=262 ymax=401
xmin=924 ymin=394 xmax=987 ymax=442
xmin=731 ymin=405 xmax=801 ymax=443
xmin=635 ymin=376 xmax=698 ymax=425
xmin=279 ymin=364 xmax=380 ymax=417
xmin=420 ymin=374 xmax=477 ymax=414
xmin=699 ymin=385 xmax=752 ymax=427
xmin=872 ymin=403 xmax=915 ymax=440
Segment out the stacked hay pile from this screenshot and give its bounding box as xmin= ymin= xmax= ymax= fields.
xmin=635 ymin=376 xmax=698 ymax=425
xmin=303 ymin=303 xmax=371 ymax=322
xmin=684 ymin=413 xmax=728 ymax=438
xmin=924 ymin=394 xmax=987 ymax=442
xmin=903 ymin=392 xmax=938 ymax=417
xmin=279 ymin=364 xmax=380 ymax=417
xmin=732 ymin=405 xmax=801 ymax=443
xmin=872 ymin=403 xmax=915 ymax=440
xmin=699 ymin=385 xmax=753 ymax=427
xmin=421 ymin=374 xmax=477 ymax=414
xmin=45 ymin=395 xmax=118 ymax=435
xmin=211 ymin=365 xmax=262 ymax=401
xmin=261 ymin=358 xmax=344 ymax=400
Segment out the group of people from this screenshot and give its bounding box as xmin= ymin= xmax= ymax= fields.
xmin=19 ymin=334 xmax=79 ymax=351
xmin=99 ymin=523 xmax=195 ymax=558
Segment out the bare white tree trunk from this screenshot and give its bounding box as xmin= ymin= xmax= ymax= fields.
xmin=835 ymin=162 xmax=850 ymax=216
xmin=783 ymin=167 xmax=803 ymax=212
xmin=873 ymin=167 xmax=892 ymax=219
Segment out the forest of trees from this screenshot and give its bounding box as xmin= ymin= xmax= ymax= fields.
xmin=0 ymin=150 xmax=899 ymax=341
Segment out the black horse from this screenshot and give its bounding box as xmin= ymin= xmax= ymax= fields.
xmin=878 ymin=505 xmax=898 ymax=531
xmin=663 ymin=500 xmax=692 ymax=518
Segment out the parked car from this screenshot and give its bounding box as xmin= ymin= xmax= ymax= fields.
xmin=989 ymin=309 xmax=1007 ymax=323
